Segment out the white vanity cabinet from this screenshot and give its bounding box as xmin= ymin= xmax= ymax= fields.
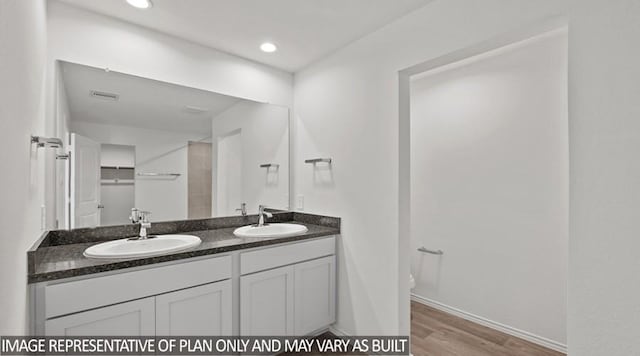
xmin=45 ymin=280 xmax=232 ymax=336
xmin=294 ymin=255 xmax=336 ymax=335
xmin=34 ymin=235 xmax=337 ymax=338
xmin=241 ymin=265 xmax=295 ymax=336
xmin=46 ymin=297 xmax=156 ymax=336
xmin=156 ymin=280 xmax=232 ymax=335
xmin=239 ymin=236 xmax=336 ymax=336
xmin=41 ymin=255 xmax=232 ymax=336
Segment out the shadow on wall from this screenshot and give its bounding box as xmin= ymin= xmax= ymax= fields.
xmin=312 ymin=162 xmax=335 ymax=188
xmin=413 ymin=252 xmax=443 ymax=293
xmin=335 ymin=228 xmax=385 ymax=334
xmin=265 ymin=166 xmax=280 ymax=187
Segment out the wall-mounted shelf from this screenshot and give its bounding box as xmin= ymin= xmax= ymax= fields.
xmin=101 ymin=166 xmax=135 ymax=182
xmin=102 ymin=165 xmax=135 ymax=170
xmin=101 ymin=179 xmax=135 ymax=185
xmin=305 ymin=158 xmax=332 ymax=164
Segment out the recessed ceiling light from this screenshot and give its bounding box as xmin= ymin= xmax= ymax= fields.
xmin=260 ymin=42 xmax=277 ymax=53
xmin=126 ymin=0 xmax=152 ymax=9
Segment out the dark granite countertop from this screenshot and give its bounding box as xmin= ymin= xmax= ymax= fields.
xmin=28 ymin=212 xmax=340 ymax=283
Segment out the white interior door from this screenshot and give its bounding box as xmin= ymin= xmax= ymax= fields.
xmin=216 ymin=130 xmax=243 ymax=216
xmin=70 ymin=133 xmax=101 ymax=228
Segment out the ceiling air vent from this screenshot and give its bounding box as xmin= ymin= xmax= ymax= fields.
xmin=90 ymin=90 xmax=119 ymax=101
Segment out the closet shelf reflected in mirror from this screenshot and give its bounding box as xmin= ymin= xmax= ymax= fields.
xmin=101 ymin=166 xmax=135 ymax=185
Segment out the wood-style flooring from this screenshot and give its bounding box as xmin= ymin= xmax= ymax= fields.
xmin=284 ymin=301 xmax=565 ymax=356
xmin=410 ymin=300 xmax=565 ymax=356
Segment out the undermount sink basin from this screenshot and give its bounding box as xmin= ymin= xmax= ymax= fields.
xmin=83 ymin=235 xmax=202 ymax=259
xmin=233 ymin=223 xmax=308 ymax=238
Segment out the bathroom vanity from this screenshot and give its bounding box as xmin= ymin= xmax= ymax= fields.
xmin=28 ymin=211 xmax=339 ymax=337
xmin=30 ymin=59 xmax=337 ymax=338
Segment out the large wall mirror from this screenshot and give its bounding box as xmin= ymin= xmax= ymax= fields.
xmin=54 ymin=61 xmax=289 ymax=229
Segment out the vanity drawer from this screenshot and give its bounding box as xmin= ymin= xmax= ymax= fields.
xmin=240 ymin=236 xmax=335 ymax=275
xmin=45 ymin=255 xmax=231 ymax=319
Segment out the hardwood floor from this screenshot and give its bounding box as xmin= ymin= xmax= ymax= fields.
xmin=410 ymin=300 xmax=565 ymax=356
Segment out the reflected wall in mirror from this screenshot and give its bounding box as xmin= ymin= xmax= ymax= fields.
xmin=55 ymin=61 xmax=289 ymax=229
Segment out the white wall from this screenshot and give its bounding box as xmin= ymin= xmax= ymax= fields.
xmin=294 ymin=0 xmax=570 ymax=337
xmin=216 ymin=131 xmax=243 ymax=216
xmin=101 ymin=143 xmax=135 ymax=168
xmin=53 ymin=61 xmax=71 ymax=229
xmin=410 ymin=30 xmax=567 ymax=345
xmin=0 ymin=0 xmax=47 ymax=334
xmin=568 ymin=0 xmax=640 ymax=355
xmin=295 ymin=0 xmax=640 ymax=354
xmin=212 ymin=101 xmax=290 ymax=216
xmin=72 ymin=121 xmax=205 ymax=222
xmin=47 ymin=1 xmax=293 ymax=107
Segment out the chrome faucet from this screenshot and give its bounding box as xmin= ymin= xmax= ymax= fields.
xmin=257 ymin=205 xmax=273 ymax=227
xmin=236 ymin=203 xmax=247 ymax=216
xmin=129 ymin=208 xmax=152 ymax=240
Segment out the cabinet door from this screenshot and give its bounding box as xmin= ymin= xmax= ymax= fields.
xmin=156 ymin=280 xmax=232 ymax=336
xmin=240 ymin=265 xmax=294 ymax=336
xmin=45 ymin=297 xmax=155 ymax=336
xmin=294 ymin=256 xmax=336 ymax=335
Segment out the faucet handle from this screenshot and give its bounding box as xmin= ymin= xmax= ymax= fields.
xmin=130 ymin=208 xmax=140 ymax=223
xmin=130 ymin=208 xmax=151 ymax=224
xmin=236 ymin=203 xmax=247 ymax=216
xmin=259 ymin=205 xmax=273 ymax=218
xmin=139 ymin=211 xmax=151 ymax=223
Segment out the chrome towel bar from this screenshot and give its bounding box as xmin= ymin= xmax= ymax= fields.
xmin=305 ymin=158 xmax=332 ymax=164
xmin=31 ymin=135 xmax=63 ymax=148
xmin=418 ymin=247 xmax=444 ymax=255
xmin=260 ymin=163 xmax=280 ymax=168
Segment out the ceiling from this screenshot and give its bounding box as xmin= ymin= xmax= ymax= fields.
xmin=62 ymin=61 xmax=241 ymax=134
xmin=56 ymin=0 xmax=430 ymax=72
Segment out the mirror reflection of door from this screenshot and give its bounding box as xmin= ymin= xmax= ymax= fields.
xmin=70 ymin=133 xmax=101 ymax=228
xmin=216 ymin=130 xmax=243 ymax=217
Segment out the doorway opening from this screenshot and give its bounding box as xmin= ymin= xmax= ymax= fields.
xmin=398 ymin=21 xmax=568 ymax=355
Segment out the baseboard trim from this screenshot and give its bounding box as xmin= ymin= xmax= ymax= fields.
xmin=328 ymin=325 xmax=349 ymax=337
xmin=411 ymin=294 xmax=567 ymax=354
